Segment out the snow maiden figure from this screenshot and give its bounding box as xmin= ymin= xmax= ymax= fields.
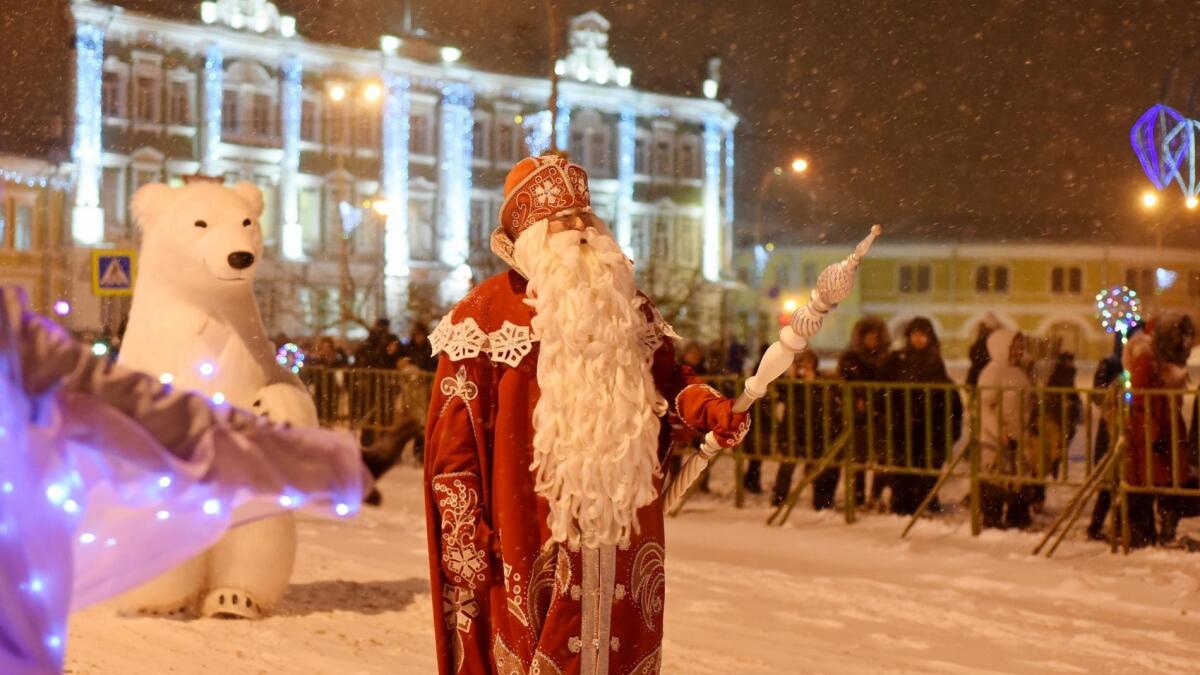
xmin=0 ymin=287 xmax=366 ymax=675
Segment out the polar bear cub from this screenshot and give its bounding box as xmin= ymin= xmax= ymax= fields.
xmin=115 ymin=180 xmax=315 ymax=619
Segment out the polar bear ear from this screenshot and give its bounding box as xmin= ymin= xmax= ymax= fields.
xmin=130 ymin=183 xmax=175 ymax=230
xmin=231 ymin=181 xmax=265 ymax=218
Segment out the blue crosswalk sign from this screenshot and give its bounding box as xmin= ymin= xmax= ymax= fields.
xmin=91 ymin=250 xmax=136 ymax=296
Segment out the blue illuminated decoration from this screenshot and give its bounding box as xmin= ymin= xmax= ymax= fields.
xmin=724 ymin=128 xmax=735 ymax=227
xmin=1163 ymin=118 xmax=1200 ymax=197
xmin=438 ymin=82 xmax=474 ymax=268
xmin=702 ymin=116 xmax=723 ymax=281
xmin=71 ymin=22 xmax=106 ymax=244
xmin=523 ymin=110 xmax=552 ymax=157
xmin=1095 ymin=285 xmax=1142 ymax=335
xmin=280 ymin=56 xmax=303 ymax=260
xmin=202 ymin=43 xmax=224 ymax=174
xmin=555 ymin=101 xmax=571 ymax=154
xmin=0 ymin=168 xmax=72 ymax=191
xmin=382 ymin=72 xmax=411 ymax=280
xmin=616 ymin=106 xmax=636 ymax=255
xmin=1131 ymin=104 xmax=1188 ymax=191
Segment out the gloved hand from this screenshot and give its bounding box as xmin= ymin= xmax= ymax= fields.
xmin=676 ymin=384 xmax=751 ymax=449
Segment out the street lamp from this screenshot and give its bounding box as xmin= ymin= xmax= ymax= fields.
xmin=1141 ymin=191 xmax=1158 ymax=209
xmin=791 ymin=158 xmax=809 ymax=173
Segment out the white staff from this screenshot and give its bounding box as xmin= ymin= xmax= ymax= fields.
xmin=665 ymin=225 xmax=882 ymax=514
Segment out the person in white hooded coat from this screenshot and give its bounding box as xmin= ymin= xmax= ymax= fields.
xmin=977 ymin=328 xmax=1035 ymax=529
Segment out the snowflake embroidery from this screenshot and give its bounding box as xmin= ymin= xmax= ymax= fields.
xmin=434 ymin=475 xmax=489 ymax=589
xmin=487 ymin=321 xmax=534 ymax=368
xmin=442 ymin=585 xmax=479 ymax=633
xmin=428 ymin=311 xmax=454 ymax=357
xmin=532 ymin=177 xmax=562 ymax=206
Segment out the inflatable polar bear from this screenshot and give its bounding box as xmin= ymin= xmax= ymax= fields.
xmin=115 ymin=180 xmax=316 ymax=619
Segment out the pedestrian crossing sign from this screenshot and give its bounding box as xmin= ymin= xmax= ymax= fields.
xmin=91 ymin=250 xmax=136 ymax=296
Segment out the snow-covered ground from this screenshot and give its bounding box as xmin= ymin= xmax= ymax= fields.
xmin=67 ymin=462 xmax=1200 ymax=674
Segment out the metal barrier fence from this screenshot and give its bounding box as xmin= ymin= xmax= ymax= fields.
xmin=304 ymin=367 xmax=1200 ymax=553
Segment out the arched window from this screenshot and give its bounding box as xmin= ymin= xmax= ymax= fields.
xmin=222 ymin=60 xmax=278 ymax=144
xmin=568 ymin=110 xmax=612 ymax=176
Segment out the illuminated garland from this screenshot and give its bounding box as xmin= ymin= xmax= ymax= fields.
xmin=1094 ymin=285 xmax=1142 ymax=335
xmin=275 ymin=342 xmax=305 ymax=373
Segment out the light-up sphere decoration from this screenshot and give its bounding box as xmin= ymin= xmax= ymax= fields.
xmin=1095 ymin=286 xmax=1142 ymax=335
xmin=276 ymin=342 xmax=305 ymax=374
xmin=91 ymin=342 xmax=108 ymax=356
xmin=53 ymin=301 xmax=70 ymax=316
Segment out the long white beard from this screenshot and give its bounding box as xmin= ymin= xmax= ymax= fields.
xmin=514 ymin=220 xmax=663 ymax=549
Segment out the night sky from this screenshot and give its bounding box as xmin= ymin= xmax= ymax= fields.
xmin=4 ymin=0 xmax=1200 ymax=245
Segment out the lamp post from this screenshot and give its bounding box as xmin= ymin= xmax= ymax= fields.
xmin=752 ymin=158 xmax=809 ymax=344
xmin=327 ymin=81 xmax=383 ymax=336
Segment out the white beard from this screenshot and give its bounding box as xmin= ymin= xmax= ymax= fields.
xmin=513 ymin=220 xmax=663 ymax=549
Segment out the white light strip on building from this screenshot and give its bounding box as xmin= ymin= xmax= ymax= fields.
xmin=523 ymin=110 xmax=552 ymax=157
xmin=0 ymin=169 xmax=72 ymax=191
xmin=616 ymin=106 xmax=636 ymax=256
xmin=554 ymin=101 xmax=571 ymax=154
xmin=702 ymin=116 xmax=723 ymax=281
xmin=280 ymin=55 xmax=303 ymax=260
xmin=437 ymin=82 xmax=473 ymax=269
xmin=202 ymin=43 xmax=223 ymax=175
xmin=382 ymin=72 xmax=411 ymax=277
xmin=71 ymin=22 xmax=105 ymax=245
xmin=724 ymin=127 xmax=735 ymax=270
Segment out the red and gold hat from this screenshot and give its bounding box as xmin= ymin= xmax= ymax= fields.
xmin=498 ymin=155 xmax=591 ymax=240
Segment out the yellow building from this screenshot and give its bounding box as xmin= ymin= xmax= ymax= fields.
xmin=733 ymin=241 xmax=1200 ymax=363
xmin=0 ymin=155 xmax=73 ymax=317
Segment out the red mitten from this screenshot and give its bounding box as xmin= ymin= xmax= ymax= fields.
xmin=676 ymin=384 xmax=751 ymax=449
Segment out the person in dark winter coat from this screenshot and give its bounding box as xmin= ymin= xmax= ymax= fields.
xmin=838 ymin=316 xmax=891 ymax=508
xmin=965 ymin=313 xmax=1002 ymax=387
xmin=770 ymin=350 xmax=843 ymax=508
xmin=1124 ymin=312 xmax=1197 ymax=547
xmin=1029 ymin=352 xmax=1082 ymax=512
xmin=883 ymin=318 xmax=963 ymax=515
xmin=1087 ymin=331 xmax=1132 ymax=540
xmin=396 ymin=322 xmax=438 ymax=372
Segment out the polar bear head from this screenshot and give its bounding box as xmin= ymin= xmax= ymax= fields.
xmin=130 ymin=181 xmax=265 ymax=295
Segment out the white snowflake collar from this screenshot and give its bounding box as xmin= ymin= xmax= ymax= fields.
xmin=429 ymin=304 xmax=680 ymax=369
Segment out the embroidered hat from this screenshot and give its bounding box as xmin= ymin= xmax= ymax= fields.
xmin=498 ymin=155 xmax=591 ymax=240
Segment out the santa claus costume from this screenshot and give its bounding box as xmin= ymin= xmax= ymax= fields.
xmin=423 ymin=156 xmax=748 ymax=675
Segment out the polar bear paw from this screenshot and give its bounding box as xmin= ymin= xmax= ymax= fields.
xmin=124 ymin=596 xmax=198 ymax=620
xmin=201 ymin=587 xmax=263 ymax=620
xmin=252 ymin=382 xmax=319 ymax=427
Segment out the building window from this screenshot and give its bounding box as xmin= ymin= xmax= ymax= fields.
xmin=13 ymin=204 xmax=33 ymax=251
xmin=899 ymin=264 xmax=931 ymax=293
xmin=410 ymin=112 xmax=433 ymax=155
xmin=634 ymin=132 xmax=651 ymax=175
xmin=221 ymin=91 xmax=239 ymax=134
xmin=772 ymin=256 xmax=791 ymax=286
xmin=472 ymin=113 xmax=491 ymax=161
xmin=254 ymin=176 xmax=277 ymax=243
xmin=299 ymin=187 xmax=321 ymax=253
xmin=1125 ymin=267 xmax=1155 ymax=295
xmin=409 ymin=195 xmax=436 ymax=260
xmin=495 ymin=116 xmax=520 ymax=163
xmin=1051 ymin=266 xmax=1082 ymax=294
xmin=802 ymin=262 xmax=818 ymax=287
xmin=101 ymin=167 xmax=124 ymax=238
xmin=1189 ymin=271 xmax=1200 ymax=298
xmin=677 ymin=135 xmax=701 ymax=179
xmin=167 ymin=80 xmax=191 ymax=125
xmin=469 ymin=196 xmax=491 ymax=250
xmin=134 ymin=75 xmax=158 ymax=123
xmin=630 ymin=213 xmax=652 ymax=261
xmin=300 ymin=97 xmax=320 ymax=142
xmin=653 ymin=135 xmax=674 ymax=177
xmin=251 ymin=93 xmax=274 ymax=138
xmin=102 ymin=70 xmax=124 ymax=118
xmin=974 ymin=265 xmax=1009 ymax=293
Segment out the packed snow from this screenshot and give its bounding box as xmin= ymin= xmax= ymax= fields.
xmin=67 ymin=461 xmax=1200 ymax=674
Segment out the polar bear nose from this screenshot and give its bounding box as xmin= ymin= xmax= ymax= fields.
xmin=227 ymin=251 xmax=256 ymax=270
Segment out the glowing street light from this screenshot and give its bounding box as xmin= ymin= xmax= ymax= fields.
xmin=783 ymin=298 xmax=799 ymax=313
xmin=328 ymin=84 xmax=347 ymax=103
xmin=369 ymin=198 xmax=392 ymax=217
xmin=1187 ymin=196 xmax=1198 ymax=210
xmin=363 ymin=82 xmax=382 ymax=103
xmin=440 ymin=46 xmax=462 ymax=64
xmin=1141 ymin=191 xmax=1158 ymax=209
xmin=791 ymin=158 xmax=809 ymax=173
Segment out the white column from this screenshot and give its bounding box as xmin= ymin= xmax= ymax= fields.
xmin=200 ymin=43 xmax=224 ymax=175
xmin=279 ymin=55 xmax=303 ymax=260
xmin=71 ymin=22 xmax=106 ymax=245
xmin=701 ymin=116 xmax=723 ymax=282
xmin=555 ymin=101 xmax=571 ymax=153
xmin=615 ymin=106 xmax=636 ymax=256
xmin=436 ymin=83 xmax=473 ymax=304
xmin=723 ymin=126 xmax=736 ymax=274
xmin=382 ymin=72 xmax=411 ymax=318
